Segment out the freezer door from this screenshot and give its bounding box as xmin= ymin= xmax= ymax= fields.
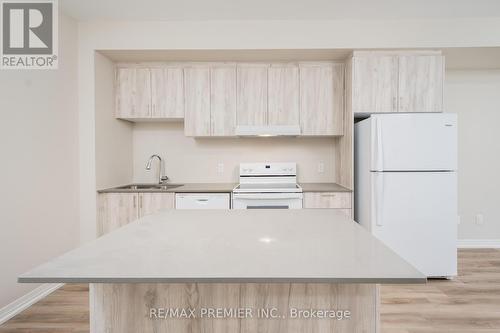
xmin=371 ymin=171 xmax=457 ymax=277
xmin=371 ymin=113 xmax=457 ymax=171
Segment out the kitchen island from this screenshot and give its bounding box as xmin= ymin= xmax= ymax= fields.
xmin=19 ymin=210 xmax=424 ymax=332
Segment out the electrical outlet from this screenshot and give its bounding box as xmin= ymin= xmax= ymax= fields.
xmin=217 ymin=163 xmax=224 ymax=175
xmin=475 ymin=213 xmax=484 ymax=225
xmin=457 ymin=215 xmax=461 ymax=225
xmin=318 ymin=161 xmax=325 ymax=174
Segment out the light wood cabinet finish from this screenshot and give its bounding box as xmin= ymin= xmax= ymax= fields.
xmin=299 ymin=63 xmax=344 ymax=135
xmin=352 ymin=56 xmax=399 ymax=113
xmin=303 ymin=192 xmax=352 ymax=209
xmin=97 ymin=193 xmax=139 ymax=236
xmin=267 ymin=65 xmax=299 ymax=126
xmin=115 ymin=68 xmax=151 ymax=118
xmin=184 ymin=67 xmax=211 ymax=136
xmin=236 ymin=64 xmax=268 ymax=126
xmin=210 ymin=65 xmax=237 ymax=136
xmin=98 ymin=192 xmax=175 ymax=236
xmin=139 ymin=193 xmax=175 ymax=217
xmin=90 ymin=283 xmax=378 ymax=333
xmin=151 ymin=67 xmax=184 ymax=118
xmin=398 ymin=55 xmax=444 ymax=113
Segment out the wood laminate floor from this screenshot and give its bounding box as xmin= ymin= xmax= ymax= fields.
xmin=1 ymin=249 xmax=499 ymax=332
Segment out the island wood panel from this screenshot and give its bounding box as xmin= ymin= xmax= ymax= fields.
xmin=236 ymin=64 xmax=268 ymax=126
xmin=303 ymin=192 xmax=352 ymax=209
xmin=139 ymin=193 xmax=175 ymax=217
xmin=267 ymin=65 xmax=300 ymax=126
xmin=97 ymin=193 xmax=139 ymax=237
xmin=336 ymin=57 xmax=354 ymax=190
xmin=210 ymin=65 xmax=237 ymax=136
xmin=6 ymin=250 xmax=500 ymax=333
xmin=299 ymin=63 xmax=344 ymax=135
xmin=184 ymin=66 xmax=211 ymax=136
xmin=398 ymin=55 xmax=444 ymax=113
xmin=352 ymin=55 xmax=399 ymax=113
xmin=90 ymin=283 xmax=378 ymax=333
xmin=115 ymin=67 xmax=151 ymax=118
xmin=151 ymin=67 xmax=184 ymax=118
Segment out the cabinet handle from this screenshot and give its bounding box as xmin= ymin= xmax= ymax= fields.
xmin=320 ymin=193 xmax=337 ymax=197
xmin=133 ymin=196 xmax=136 ymax=208
xmin=392 ymin=97 xmax=396 ymax=111
xmin=399 ymin=97 xmax=403 ymax=111
xmin=140 ymin=196 xmax=143 ymax=209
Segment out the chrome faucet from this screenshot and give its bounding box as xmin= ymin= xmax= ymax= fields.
xmin=146 ymin=154 xmax=169 ymax=184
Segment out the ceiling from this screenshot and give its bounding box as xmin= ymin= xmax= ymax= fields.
xmin=61 ymin=0 xmax=500 ymax=21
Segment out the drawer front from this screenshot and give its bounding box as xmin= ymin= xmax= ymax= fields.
xmin=303 ymin=192 xmax=352 ymax=209
xmin=175 ymin=193 xmax=230 ymax=209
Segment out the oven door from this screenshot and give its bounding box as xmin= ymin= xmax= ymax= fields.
xmin=232 ymin=193 xmax=303 ymax=210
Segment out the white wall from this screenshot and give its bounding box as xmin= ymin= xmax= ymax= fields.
xmin=78 ymin=18 xmax=500 ymax=243
xmin=445 ymin=70 xmax=500 ymax=240
xmin=0 ymin=13 xmax=79 ymax=308
xmin=95 ymin=52 xmax=133 ymax=190
xmin=133 ymin=123 xmax=336 ymax=184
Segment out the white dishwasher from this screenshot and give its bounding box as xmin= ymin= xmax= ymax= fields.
xmin=175 ymin=193 xmax=231 ymax=209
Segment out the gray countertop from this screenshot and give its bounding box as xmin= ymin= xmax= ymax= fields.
xmin=98 ymin=183 xmax=350 ymax=193
xmin=299 ymin=183 xmax=352 ymax=192
xmin=19 ymin=209 xmax=425 ymax=284
xmin=98 ymin=183 xmax=237 ymax=193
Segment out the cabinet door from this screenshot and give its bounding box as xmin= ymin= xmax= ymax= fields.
xmin=352 ymin=56 xmax=399 ymax=113
xmin=236 ymin=64 xmax=268 ymax=126
xmin=139 ymin=193 xmax=175 ymax=217
xmin=299 ymin=63 xmax=344 ymax=135
xmin=184 ymin=67 xmax=211 ymax=136
xmin=97 ymin=193 xmax=139 ymax=236
xmin=398 ymin=55 xmax=444 ymax=113
xmin=268 ymin=65 xmax=299 ymax=126
xmin=115 ymin=68 xmax=151 ymax=118
xmin=151 ymin=67 xmax=184 ymax=119
xmin=210 ymin=65 xmax=237 ymax=136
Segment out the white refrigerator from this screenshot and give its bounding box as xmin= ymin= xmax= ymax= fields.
xmin=354 ymin=113 xmax=458 ymax=278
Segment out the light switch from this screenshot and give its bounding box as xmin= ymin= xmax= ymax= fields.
xmin=475 ymin=213 xmax=484 ymax=225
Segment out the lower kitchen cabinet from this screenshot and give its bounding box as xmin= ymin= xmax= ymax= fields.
xmin=97 ymin=192 xmax=174 ymax=236
xmin=303 ymin=192 xmax=352 ymax=218
xmin=139 ymin=193 xmax=175 ymax=217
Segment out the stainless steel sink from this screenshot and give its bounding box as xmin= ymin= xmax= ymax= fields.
xmin=115 ymin=184 xmax=184 ymax=190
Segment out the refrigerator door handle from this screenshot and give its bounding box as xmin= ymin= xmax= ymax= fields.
xmin=372 ymin=173 xmax=384 ymax=227
xmin=374 ymin=117 xmax=384 ymax=171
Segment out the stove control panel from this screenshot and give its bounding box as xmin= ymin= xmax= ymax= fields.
xmin=239 ymin=163 xmax=297 ymax=176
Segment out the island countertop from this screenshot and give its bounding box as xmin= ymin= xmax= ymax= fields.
xmin=19 ymin=210 xmax=425 ymax=284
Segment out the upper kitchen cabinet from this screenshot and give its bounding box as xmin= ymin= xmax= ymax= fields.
xmin=352 ymin=55 xmax=399 ymax=113
xmin=115 ymin=66 xmax=185 ymax=120
xmin=268 ymin=64 xmax=300 ymax=126
xmin=299 ymin=62 xmax=344 ymax=136
xmin=115 ymin=67 xmax=152 ymax=119
xmin=398 ymin=55 xmax=444 ymax=113
xmin=236 ymin=64 xmax=269 ymax=126
xmin=150 ymin=67 xmax=184 ymax=119
xmin=351 ymin=51 xmax=444 ymax=114
xmin=184 ymin=66 xmax=211 ymax=137
xmin=210 ymin=64 xmax=237 ymax=136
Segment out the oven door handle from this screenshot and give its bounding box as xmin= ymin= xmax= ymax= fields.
xmin=232 ymin=193 xmax=303 ymax=200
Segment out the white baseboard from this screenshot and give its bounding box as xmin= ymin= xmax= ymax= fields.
xmin=0 ymin=283 xmax=63 ymax=325
xmin=458 ymin=239 xmax=500 ymax=248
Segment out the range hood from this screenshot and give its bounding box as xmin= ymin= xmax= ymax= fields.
xmin=235 ymin=125 xmax=301 ymax=137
